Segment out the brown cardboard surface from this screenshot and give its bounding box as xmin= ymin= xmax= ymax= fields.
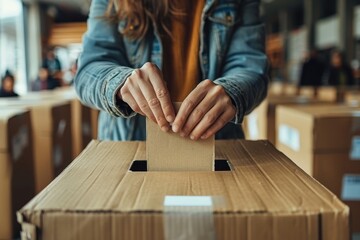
xmin=18 ymin=140 xmax=349 ymax=240
xmin=243 ymin=98 xmax=267 ymax=140
xmin=21 ymin=88 xmax=93 ymax=158
xmin=313 ymin=153 xmax=360 ymax=233
xmin=345 ymin=90 xmax=360 ymax=105
xmin=318 ymin=87 xmax=337 ymax=102
xmin=0 ymin=99 xmax=73 ymax=193
xmin=267 ymin=96 xmax=329 ymax=145
xmin=146 ymin=119 xmax=214 ymax=171
xmin=299 ymin=87 xmax=315 ymax=98
xmin=244 ymin=95 xmax=325 ymax=144
xmin=275 ymin=105 xmax=360 ymax=237
xmin=146 ymin=103 xmax=214 ymax=171
xmin=32 ymin=102 xmax=72 ymax=192
xmin=0 ymin=153 xmax=12 ymax=239
xmin=276 ymin=104 xmax=360 ymax=154
xmin=90 ymin=108 xmax=99 ymax=140
xmin=0 ymin=109 xmax=35 ymax=239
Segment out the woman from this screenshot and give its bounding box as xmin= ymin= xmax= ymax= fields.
xmin=323 ymin=50 xmax=354 ymax=87
xmin=75 ymin=0 xmax=268 ymax=141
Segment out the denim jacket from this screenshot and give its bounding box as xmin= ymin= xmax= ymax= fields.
xmin=75 ymin=0 xmax=269 ymax=141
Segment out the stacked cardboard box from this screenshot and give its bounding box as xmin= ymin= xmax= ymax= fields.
xmin=345 ymin=90 xmax=360 ymax=105
xmin=23 ymin=88 xmax=94 ymax=158
xmin=18 ymin=140 xmax=349 ymax=240
xmin=317 ymin=87 xmax=337 ymax=102
xmin=243 ymin=95 xmax=325 ymax=144
xmin=0 ymin=99 xmax=73 ymax=193
xmin=276 ymin=104 xmax=360 ymax=237
xmin=0 ymin=109 xmax=35 ymax=239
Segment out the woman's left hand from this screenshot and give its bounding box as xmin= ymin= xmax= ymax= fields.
xmin=172 ymin=80 xmax=236 ymax=140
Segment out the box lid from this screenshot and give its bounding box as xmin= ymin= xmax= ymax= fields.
xmin=19 ymin=140 xmax=347 ymax=217
xmin=277 ymin=104 xmax=360 ymax=152
xmin=0 ymin=99 xmax=70 ymax=134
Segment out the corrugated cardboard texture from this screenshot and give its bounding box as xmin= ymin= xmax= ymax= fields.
xmin=146 ymin=103 xmax=214 ymax=171
xmin=276 ymin=104 xmax=360 ymax=236
xmin=19 ymin=140 xmax=349 ymax=240
xmin=0 ymin=109 xmax=35 ymax=239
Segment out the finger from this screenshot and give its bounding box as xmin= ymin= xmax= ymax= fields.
xmin=180 ymin=95 xmax=216 ymax=137
xmin=127 ymin=83 xmax=157 ymax=123
xmin=199 ymin=109 xmax=235 ymax=140
xmin=120 ymin=92 xmax=145 ymax=116
xmin=188 ymin=103 xmax=224 ymax=140
xmin=172 ymin=80 xmax=213 ymax=133
xmin=137 ymin=75 xmax=170 ymax=131
xmin=142 ymin=63 xmax=175 ymax=123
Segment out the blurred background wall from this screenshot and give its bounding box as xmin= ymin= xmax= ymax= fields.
xmin=1 ymin=0 xmax=360 ymax=93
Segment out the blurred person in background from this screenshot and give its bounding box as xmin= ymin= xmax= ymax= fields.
xmin=0 ymin=70 xmax=19 ymax=97
xmin=32 ymin=67 xmax=61 ymax=91
xmin=323 ymin=50 xmax=354 ymax=87
xmin=42 ymin=48 xmax=62 ymax=77
xmin=298 ymin=50 xmax=324 ymax=86
xmin=75 ymin=0 xmax=269 ymax=141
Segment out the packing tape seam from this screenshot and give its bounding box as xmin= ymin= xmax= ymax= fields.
xmin=164 ymin=196 xmax=225 ymax=240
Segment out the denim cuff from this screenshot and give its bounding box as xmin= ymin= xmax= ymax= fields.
xmin=104 ymin=67 xmax=137 ymax=118
xmin=214 ymin=78 xmax=245 ymax=124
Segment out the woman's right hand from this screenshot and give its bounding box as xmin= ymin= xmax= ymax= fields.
xmin=117 ymin=62 xmax=175 ymax=132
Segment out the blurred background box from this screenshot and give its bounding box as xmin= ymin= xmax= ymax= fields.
xmin=0 ymin=109 xmax=35 ymax=239
xmin=22 ymin=87 xmax=95 ymax=158
xmin=0 ymin=98 xmax=73 ymax=193
xmin=317 ymin=86 xmax=338 ymax=102
xmin=275 ymin=104 xmax=360 ymax=235
xmin=243 ymin=95 xmax=328 ymax=145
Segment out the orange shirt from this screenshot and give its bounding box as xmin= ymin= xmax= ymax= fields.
xmin=160 ymin=0 xmax=205 ymax=102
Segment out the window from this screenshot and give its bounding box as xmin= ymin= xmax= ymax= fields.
xmin=0 ymin=0 xmax=26 ymax=94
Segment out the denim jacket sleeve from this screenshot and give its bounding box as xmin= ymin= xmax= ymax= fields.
xmin=213 ymin=0 xmax=269 ymax=124
xmin=74 ymin=0 xmax=136 ymax=118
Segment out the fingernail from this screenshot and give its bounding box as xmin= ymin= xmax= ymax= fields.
xmin=190 ymin=135 xmax=195 ymax=140
xmin=180 ymin=132 xmax=186 ymax=137
xmin=161 ymin=126 xmax=169 ymax=132
xmin=201 ymin=135 xmax=207 ymax=139
xmin=166 ymin=115 xmax=175 ymax=123
xmin=172 ymin=124 xmax=179 ymax=133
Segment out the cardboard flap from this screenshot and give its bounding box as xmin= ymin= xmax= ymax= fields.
xmin=146 ymin=102 xmax=214 ymax=171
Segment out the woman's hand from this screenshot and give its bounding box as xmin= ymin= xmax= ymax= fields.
xmin=118 ymin=62 xmax=175 ymax=132
xmin=171 ymin=80 xmax=236 ymax=140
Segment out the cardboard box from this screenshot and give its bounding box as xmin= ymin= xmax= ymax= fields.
xmin=90 ymin=108 xmax=99 ymax=140
xmin=18 ymin=140 xmax=349 ymax=240
xmin=317 ymin=87 xmax=337 ymax=102
xmin=276 ymin=104 xmax=360 ymax=236
xmin=242 ymin=99 xmax=267 ymax=140
xmin=345 ymin=91 xmax=360 ymax=105
xmin=244 ymin=96 xmax=325 ymax=144
xmin=0 ymin=99 xmax=73 ymax=193
xmin=23 ymin=88 xmax=93 ymax=158
xmin=0 ymin=109 xmax=35 ymax=239
xmin=298 ymin=86 xmax=315 ymax=98
xmin=276 ymin=105 xmax=360 ymax=164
